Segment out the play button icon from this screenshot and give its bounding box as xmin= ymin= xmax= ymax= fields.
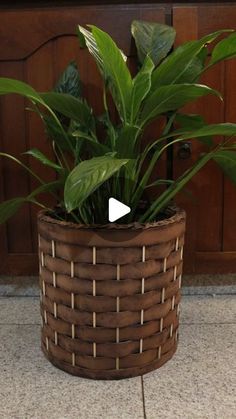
xmin=108 ymin=198 xmax=131 ymax=222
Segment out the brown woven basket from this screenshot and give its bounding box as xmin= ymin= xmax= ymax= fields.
xmin=38 ymin=207 xmax=186 ymax=379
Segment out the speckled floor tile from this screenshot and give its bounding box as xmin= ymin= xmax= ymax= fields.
xmin=0 ymin=291 xmax=235 ymax=418
xmin=0 ymin=297 xmax=40 ymax=325
xmin=0 ymin=325 xmax=144 ymax=419
xmin=183 ymin=274 xmax=236 ymax=287
xmin=181 ymin=295 xmax=236 ymax=324
xmin=0 ymin=276 xmax=39 ymax=296
xmin=143 ymin=324 xmax=236 ymax=419
xmin=182 ymin=285 xmax=236 ymax=295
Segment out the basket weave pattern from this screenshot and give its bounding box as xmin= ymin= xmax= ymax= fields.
xmin=38 ymin=210 xmax=185 ymax=379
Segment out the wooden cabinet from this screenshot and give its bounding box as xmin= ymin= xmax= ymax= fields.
xmin=0 ymin=2 xmax=236 ymax=275
xmin=173 ymin=5 xmax=236 ymax=273
xmin=0 ymin=3 xmax=166 ymax=274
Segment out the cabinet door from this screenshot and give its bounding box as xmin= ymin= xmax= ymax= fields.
xmin=173 ymin=5 xmax=236 ymax=273
xmin=0 ymin=4 xmax=166 ymax=274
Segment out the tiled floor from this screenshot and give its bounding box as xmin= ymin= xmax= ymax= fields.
xmin=0 ymin=278 xmax=235 ymax=419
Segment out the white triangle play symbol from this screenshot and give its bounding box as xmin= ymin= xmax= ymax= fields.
xmin=108 ymin=198 xmax=131 ymax=222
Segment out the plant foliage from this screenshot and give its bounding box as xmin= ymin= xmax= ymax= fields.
xmin=1 ymin=21 xmax=236 ymax=224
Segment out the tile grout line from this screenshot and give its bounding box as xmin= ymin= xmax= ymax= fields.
xmin=0 ymin=323 xmax=41 ymax=326
xmin=182 ymin=293 xmax=236 ymax=297
xmin=141 ymin=375 xmax=147 ymax=419
xmin=181 ymin=322 xmax=236 ymax=325
xmin=0 ymin=295 xmax=39 ymax=298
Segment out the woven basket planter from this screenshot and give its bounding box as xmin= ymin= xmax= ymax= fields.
xmin=38 ymin=207 xmax=186 ymax=379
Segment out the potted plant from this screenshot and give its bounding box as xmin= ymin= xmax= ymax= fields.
xmin=0 ymin=21 xmax=236 ymax=380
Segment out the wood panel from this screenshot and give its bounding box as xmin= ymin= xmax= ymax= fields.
xmin=0 ymin=4 xmax=166 ymax=274
xmin=26 ymin=42 xmax=56 ymax=251
xmin=173 ymin=5 xmax=236 ymax=273
xmin=223 ymin=59 xmax=236 ymax=251
xmin=0 ymin=62 xmax=32 ymax=254
xmin=0 ymin=5 xmax=165 ymax=60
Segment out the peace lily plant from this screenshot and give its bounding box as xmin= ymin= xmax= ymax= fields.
xmin=1 ymin=21 xmax=236 ymax=225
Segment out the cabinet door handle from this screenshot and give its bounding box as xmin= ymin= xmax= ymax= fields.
xmin=177 ymin=142 xmax=192 ymax=159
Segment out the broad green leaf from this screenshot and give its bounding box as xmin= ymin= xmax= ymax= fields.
xmin=24 ymin=148 xmax=63 ymax=171
xmin=25 ymin=103 xmax=75 ymax=154
xmin=213 ymin=150 xmax=236 ymax=184
xmin=90 ymin=25 xmax=132 ymax=123
xmin=72 ymin=130 xmax=110 ymax=156
xmin=174 ymin=123 xmax=236 ymax=141
xmin=77 ymin=26 xmax=87 ymax=48
xmin=78 ymin=25 xmax=128 ymax=73
xmin=0 ymin=78 xmax=76 ymax=153
xmin=43 ymin=114 xmax=74 ymax=151
xmin=130 ymin=56 xmax=154 ymax=123
xmin=141 ymin=83 xmax=222 ymax=127
xmin=115 ymin=125 xmax=141 ymax=158
xmin=176 ymin=47 xmax=208 ymax=84
xmin=64 ymin=156 xmax=129 ymax=211
xmin=40 ymin=92 xmax=93 ymax=128
xmin=97 ymin=113 xmax=117 ymax=149
xmin=54 ymin=61 xmax=81 ymax=97
xmin=151 ymin=30 xmax=233 ymax=89
xmin=131 ymin=20 xmax=176 ymax=66
xmin=209 ymin=32 xmax=236 ymax=66
xmin=77 ymin=26 xmax=104 ymax=73
xmin=0 ymin=198 xmax=26 ymax=224
xmin=0 ymin=78 xmax=46 ymax=108
xmin=175 ymin=113 xmax=213 ymax=146
xmin=176 ymin=113 xmax=207 ymax=129
xmin=0 ymin=180 xmax=63 ymax=224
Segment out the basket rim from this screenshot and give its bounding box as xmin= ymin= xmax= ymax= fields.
xmin=38 ymin=206 xmax=186 ymax=232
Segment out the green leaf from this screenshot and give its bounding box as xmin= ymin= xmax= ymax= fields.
xmin=131 ymin=20 xmax=176 ymax=66
xmin=145 ymin=179 xmax=174 ymax=188
xmin=40 ymin=92 xmax=93 ymax=128
xmin=130 ymin=56 xmax=154 ymax=123
xmin=64 ymin=156 xmax=129 ymax=211
xmin=72 ymin=130 xmax=110 ymax=156
xmin=0 ymin=198 xmax=26 ymax=224
xmin=54 ymin=61 xmax=81 ymax=97
xmin=0 ymin=77 xmax=45 ymax=105
xmin=115 ymin=125 xmax=141 ymax=158
xmin=209 ymin=32 xmax=236 ymax=66
xmin=176 ymin=113 xmax=206 ymax=129
xmin=141 ymin=83 xmax=222 ymax=127
xmin=174 ymin=123 xmax=236 ymax=141
xmin=175 ymin=113 xmax=213 ymax=146
xmin=0 ymin=78 xmax=80 ymax=155
xmin=90 ymin=25 xmax=132 ymax=123
xmin=213 ymin=150 xmax=236 ymax=184
xmin=43 ymin=114 xmax=74 ymax=152
xmin=175 ymin=47 xmax=208 ymax=84
xmin=77 ymin=26 xmax=104 ymax=73
xmin=97 ymin=113 xmax=117 ymax=149
xmin=24 ymin=148 xmax=63 ymax=171
xmin=151 ymin=30 xmax=233 ymax=89
xmin=76 ymin=26 xmax=87 ymax=48
xmin=0 ymin=180 xmax=63 ymax=224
